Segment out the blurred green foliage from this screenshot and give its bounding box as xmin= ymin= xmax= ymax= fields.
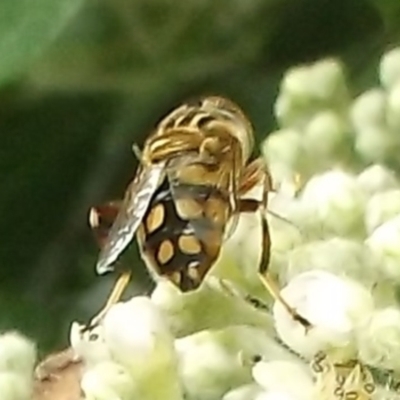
xmin=0 ymin=0 xmax=398 ymax=352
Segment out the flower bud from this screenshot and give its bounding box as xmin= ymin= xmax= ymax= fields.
xmin=351 ymin=89 xmax=386 ymax=131
xmin=103 ymin=296 xmax=174 ymax=367
xmin=372 ymin=386 xmax=400 ymax=400
xmin=69 ymin=322 xmax=111 ymax=366
xmin=222 ymin=383 xmax=263 ymax=400
xmin=274 ymin=67 xmax=312 ymax=127
xmin=274 ymin=93 xmax=298 ymax=128
xmin=365 ymin=189 xmax=400 ymax=234
xmin=284 ymin=238 xmax=379 ymax=287
xmin=386 ymin=81 xmax=400 ymax=131
xmin=217 ymin=210 xmax=265 ymax=289
xmin=309 ymin=59 xmax=348 ymax=103
xmin=252 ymin=360 xmax=313 ymax=400
xmin=274 ymin=60 xmax=348 ymax=129
xmin=273 ymin=270 xmax=374 ymax=362
xmin=175 ymin=326 xmax=285 ymax=400
xmin=355 ymin=126 xmax=395 ymax=163
xmin=366 ymin=215 xmax=400 ymax=282
xmin=357 ymin=308 xmax=400 ymax=372
xmin=262 ymin=129 xmax=303 ymax=172
xmin=303 ymin=111 xmax=349 ymax=165
xmin=0 ymin=372 xmax=32 ymax=400
xmin=267 ymin=210 xmax=304 ymax=281
xmin=81 ymin=361 xmax=136 ymax=400
xmin=356 ymin=164 xmax=398 ymax=196
xmin=280 ymin=59 xmax=347 ymax=107
xmin=0 ymin=332 xmax=36 ymax=379
xmin=380 ymin=47 xmax=400 ymax=89
xmin=103 ymin=297 xmax=183 ymax=400
xmin=300 ymin=170 xmax=366 ymax=237
xmin=254 ymin=391 xmax=302 ymax=400
xmin=279 ymin=65 xmax=311 ymax=100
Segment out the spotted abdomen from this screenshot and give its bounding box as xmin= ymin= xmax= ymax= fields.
xmin=136 ymin=178 xmax=230 ymax=291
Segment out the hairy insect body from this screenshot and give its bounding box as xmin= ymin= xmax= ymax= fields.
xmin=89 ymin=96 xmax=311 ymax=330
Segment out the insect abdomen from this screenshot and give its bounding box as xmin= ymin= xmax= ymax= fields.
xmin=136 ymin=179 xmax=227 ymax=291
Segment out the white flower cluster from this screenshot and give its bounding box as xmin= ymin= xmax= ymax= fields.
xmin=71 ymin=47 xmax=400 ymax=400
xmin=260 ymin=47 xmax=400 ymax=398
xmin=0 ymin=332 xmax=36 ymax=400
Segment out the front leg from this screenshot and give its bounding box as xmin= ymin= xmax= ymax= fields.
xmin=87 ymin=202 xmax=132 ymax=328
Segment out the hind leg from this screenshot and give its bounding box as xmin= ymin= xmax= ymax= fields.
xmin=238 ymin=159 xmax=312 ymax=330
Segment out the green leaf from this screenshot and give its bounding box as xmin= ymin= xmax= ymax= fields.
xmin=0 ymin=0 xmax=84 ymax=86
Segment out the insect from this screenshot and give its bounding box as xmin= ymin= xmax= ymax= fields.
xmin=88 ymin=96 xmax=310 ymax=328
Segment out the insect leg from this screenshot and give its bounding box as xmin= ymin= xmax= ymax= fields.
xmin=89 ymin=270 xmax=132 ymax=327
xmin=258 ymin=208 xmax=311 ymax=329
xmin=103 ymin=270 xmax=132 ymax=310
xmin=238 ymin=160 xmax=312 ymax=330
xmin=89 ymin=202 xmax=133 ymax=326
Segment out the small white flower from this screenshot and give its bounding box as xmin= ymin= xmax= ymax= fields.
xmin=355 ymin=125 xmax=396 ymax=163
xmin=176 ymin=325 xmax=292 ymax=400
xmin=276 ymin=59 xmax=348 ymax=128
xmin=0 ymin=332 xmax=36 ymax=379
xmin=366 ymin=215 xmax=400 ymax=282
xmin=351 ymin=89 xmax=386 ymax=131
xmin=356 ymin=164 xmax=398 ymax=196
xmin=357 ymin=308 xmax=400 ymax=372
xmin=222 ymin=383 xmax=263 ymax=400
xmin=0 ymin=372 xmax=32 ymax=400
xmin=365 ymin=189 xmax=400 ymax=234
xmin=102 ymin=297 xmax=183 ymax=400
xmin=268 ymin=211 xmax=304 ymax=281
xmin=308 ymin=59 xmax=349 ymax=103
xmin=69 ymin=322 xmax=112 ymax=366
xmin=299 ymin=170 xmax=366 ymax=237
xmin=103 ymin=296 xmax=175 ymax=367
xmin=216 ymin=210 xmax=265 ymax=289
xmin=303 ymin=111 xmax=349 ymax=166
xmin=273 ymin=270 xmax=374 ymax=362
xmin=284 ymin=238 xmax=379 ymax=287
xmin=373 ymin=386 xmax=400 ymax=400
xmin=252 ymin=360 xmax=313 ymax=400
xmin=254 ymin=390 xmax=302 ymax=400
xmin=274 ymin=66 xmax=313 ymax=127
xmin=262 ymin=129 xmax=304 ymax=179
xmin=175 ymin=327 xmax=251 ymax=400
xmin=386 ymin=81 xmax=400 ymax=131
xmin=380 ymin=47 xmax=400 ymax=89
xmin=279 ymin=65 xmax=312 ymax=100
xmin=81 ymin=361 xmax=136 ymax=400
xmin=274 ymin=93 xmax=298 ymax=128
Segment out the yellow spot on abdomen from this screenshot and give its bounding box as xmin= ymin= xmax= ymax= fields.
xmin=146 ymin=203 xmax=165 ymax=233
xmin=178 ymin=235 xmax=202 ymax=255
xmin=157 ymin=239 xmax=174 ymax=264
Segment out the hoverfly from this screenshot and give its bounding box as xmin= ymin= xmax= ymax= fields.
xmin=88 ymin=96 xmax=310 ymax=328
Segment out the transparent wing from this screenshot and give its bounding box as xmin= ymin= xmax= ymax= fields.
xmin=95 ymin=161 xmax=166 ymax=275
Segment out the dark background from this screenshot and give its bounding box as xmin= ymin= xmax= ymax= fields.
xmin=0 ymin=0 xmax=398 ymax=353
